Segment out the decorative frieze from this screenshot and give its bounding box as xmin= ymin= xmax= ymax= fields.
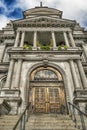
xmin=17 ymin=27 xmax=71 ymax=32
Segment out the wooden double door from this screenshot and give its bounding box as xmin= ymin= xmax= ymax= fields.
xmin=33 ymin=87 xmax=62 ymax=113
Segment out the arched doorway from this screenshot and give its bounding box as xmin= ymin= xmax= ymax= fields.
xmin=29 ymin=66 xmax=67 ymax=114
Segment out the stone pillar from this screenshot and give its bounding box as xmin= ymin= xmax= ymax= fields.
xmin=63 ymin=32 xmax=70 ymax=47
xmin=68 ymin=31 xmax=76 ymax=47
xmin=20 ymin=31 xmax=25 ymax=47
xmin=14 ymin=59 xmax=22 ymax=88
xmin=77 ymin=60 xmax=87 ymax=89
xmin=69 ymin=60 xmax=80 ymax=89
xmin=51 ymin=31 xmax=57 ymax=50
xmin=5 ymin=59 xmax=15 ymax=89
xmin=33 ymin=31 xmax=37 ymax=50
xmin=14 ymin=31 xmax=20 ymax=47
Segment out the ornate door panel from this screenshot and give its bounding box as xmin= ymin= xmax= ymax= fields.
xmin=34 ymin=87 xmax=61 ymax=113
xmin=49 ymin=87 xmax=60 ymax=113
xmin=35 ymin=87 xmax=46 ymax=113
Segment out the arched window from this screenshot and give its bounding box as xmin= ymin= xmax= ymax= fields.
xmin=34 ymin=69 xmax=58 ymax=81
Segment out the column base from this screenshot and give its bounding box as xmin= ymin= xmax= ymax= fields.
xmin=53 ymin=47 xmax=57 ymax=51
xmin=32 ymin=47 xmax=37 ymax=50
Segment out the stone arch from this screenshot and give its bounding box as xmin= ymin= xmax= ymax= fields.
xmin=30 ymin=67 xmax=62 ymax=81
xmin=24 ymin=62 xmax=70 ymax=108
xmin=0 ymin=75 xmax=7 ymax=89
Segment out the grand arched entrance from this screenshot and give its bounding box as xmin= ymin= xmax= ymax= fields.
xmin=29 ymin=66 xmax=67 ymax=114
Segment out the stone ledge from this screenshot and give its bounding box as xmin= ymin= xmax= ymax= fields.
xmin=0 ymin=89 xmax=20 ymax=97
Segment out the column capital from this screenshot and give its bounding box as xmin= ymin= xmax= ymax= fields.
xmin=21 ymin=31 xmax=25 ymax=33
xmin=16 ymin=30 xmax=20 ymax=33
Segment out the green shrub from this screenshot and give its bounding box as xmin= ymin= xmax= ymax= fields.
xmin=63 ymin=45 xmax=68 ymax=50
xmin=23 ymin=44 xmax=28 ymax=49
xmin=57 ymin=45 xmax=62 ymax=50
xmin=41 ymin=46 xmax=50 ymax=50
xmin=28 ymin=45 xmax=32 ymax=50
xmin=57 ymin=45 xmax=68 ymax=50
xmin=23 ymin=44 xmax=32 ymax=50
xmin=37 ymin=41 xmax=41 ymax=47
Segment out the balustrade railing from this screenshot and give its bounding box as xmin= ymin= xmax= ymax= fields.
xmin=13 ymin=102 xmax=31 ymax=130
xmin=68 ymin=102 xmax=87 ymax=130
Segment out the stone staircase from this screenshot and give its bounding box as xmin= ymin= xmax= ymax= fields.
xmin=0 ymin=115 xmax=19 ymax=130
xmin=25 ymin=114 xmax=79 ymax=130
xmin=0 ymin=114 xmax=86 ymax=130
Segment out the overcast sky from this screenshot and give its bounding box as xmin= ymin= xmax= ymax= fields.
xmin=0 ymin=0 xmax=87 ymax=30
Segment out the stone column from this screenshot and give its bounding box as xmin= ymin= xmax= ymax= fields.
xmin=68 ymin=31 xmax=76 ymax=47
xmin=20 ymin=31 xmax=25 ymax=47
xmin=69 ymin=60 xmax=80 ymax=89
xmin=63 ymin=31 xmax=70 ymax=47
xmin=52 ymin=31 xmax=57 ymax=50
xmin=14 ymin=59 xmax=22 ymax=88
xmin=5 ymin=59 xmax=15 ymax=89
xmin=77 ymin=60 xmax=87 ymax=89
xmin=14 ymin=31 xmax=20 ymax=47
xmin=33 ymin=31 xmax=37 ymax=50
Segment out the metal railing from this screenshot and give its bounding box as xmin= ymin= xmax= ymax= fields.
xmin=13 ymin=102 xmax=31 ymax=130
xmin=68 ymin=102 xmax=87 ymax=130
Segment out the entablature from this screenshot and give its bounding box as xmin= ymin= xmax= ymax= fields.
xmin=13 ymin=16 xmax=75 ymax=29
xmin=17 ymin=27 xmax=72 ymax=32
xmin=8 ymin=47 xmax=82 ymax=61
xmin=0 ymin=34 xmax=15 ymax=39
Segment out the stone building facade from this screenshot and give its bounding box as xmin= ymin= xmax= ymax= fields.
xmin=0 ymin=5 xmax=87 ymax=114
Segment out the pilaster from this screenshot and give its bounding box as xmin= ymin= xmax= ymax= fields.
xmin=69 ymin=60 xmax=80 ymax=89
xmin=13 ymin=59 xmax=22 ymax=88
xmin=76 ymin=60 xmax=87 ymax=89
xmin=4 ymin=59 xmax=15 ymax=89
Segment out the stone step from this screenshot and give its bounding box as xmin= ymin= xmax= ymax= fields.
xmin=30 ymin=114 xmax=69 ymax=117
xmin=26 ymin=124 xmax=75 ymax=127
xmin=25 ymin=127 xmax=79 ymax=130
xmin=25 ymin=114 xmax=80 ymax=130
xmin=29 ymin=116 xmax=71 ymax=120
xmin=28 ymin=120 xmax=74 ymax=123
xmin=0 ymin=115 xmax=19 ymax=130
xmin=26 ymin=128 xmax=78 ymax=130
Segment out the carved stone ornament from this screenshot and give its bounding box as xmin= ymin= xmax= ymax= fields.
xmin=43 ymin=59 xmax=48 ymax=68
